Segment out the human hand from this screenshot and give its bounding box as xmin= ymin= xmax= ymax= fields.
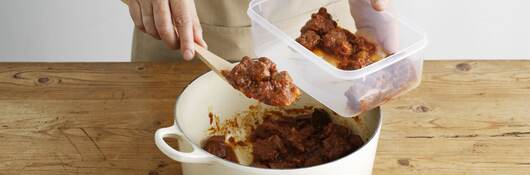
xmin=369 ymin=0 xmax=389 ymax=11
xmin=127 ymin=0 xmax=207 ymax=60
xmin=349 ymin=0 xmax=398 ymax=54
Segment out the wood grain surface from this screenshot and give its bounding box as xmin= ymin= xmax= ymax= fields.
xmin=0 ymin=60 xmax=529 ymax=175
xmin=0 ymin=61 xmax=208 ymax=175
xmin=375 ymin=61 xmax=530 ymax=175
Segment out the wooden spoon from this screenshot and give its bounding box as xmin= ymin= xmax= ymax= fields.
xmin=193 ymin=43 xmax=235 ymax=77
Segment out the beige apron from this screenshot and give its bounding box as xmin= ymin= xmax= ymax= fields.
xmin=130 ymin=0 xmax=349 ymax=62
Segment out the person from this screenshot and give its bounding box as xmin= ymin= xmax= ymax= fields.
xmin=122 ymin=0 xmax=396 ymax=62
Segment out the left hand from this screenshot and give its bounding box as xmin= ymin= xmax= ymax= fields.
xmin=349 ymin=0 xmax=398 ymax=54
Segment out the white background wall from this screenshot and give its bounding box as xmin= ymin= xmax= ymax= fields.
xmin=395 ymin=0 xmax=530 ymax=59
xmin=0 ymin=0 xmax=529 ymax=62
xmin=0 ymin=0 xmax=133 ymax=62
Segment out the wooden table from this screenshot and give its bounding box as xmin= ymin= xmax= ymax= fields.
xmin=1 ymin=60 xmax=529 ymax=175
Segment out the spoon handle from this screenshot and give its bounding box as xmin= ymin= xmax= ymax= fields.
xmin=193 ymin=43 xmax=234 ymax=76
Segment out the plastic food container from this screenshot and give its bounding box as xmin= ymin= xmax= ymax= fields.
xmin=154 ymin=71 xmax=382 ymax=175
xmin=247 ymin=0 xmax=428 ymax=116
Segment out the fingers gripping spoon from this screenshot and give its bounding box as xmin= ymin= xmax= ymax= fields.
xmin=121 ymin=0 xmax=234 ymax=78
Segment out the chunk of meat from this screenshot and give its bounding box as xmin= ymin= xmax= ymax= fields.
xmin=296 ymin=30 xmax=321 ymax=50
xmin=222 ymin=56 xmax=301 ymax=106
xmin=311 ymin=108 xmax=331 ymax=131
xmin=301 ymin=8 xmax=337 ymax=34
xmin=252 ymin=135 xmax=285 ymax=161
xmin=321 ymin=123 xmax=361 ymax=160
xmin=249 ymin=108 xmax=364 ymax=169
xmin=202 ymin=135 xmax=238 ymax=163
xmin=322 ymin=28 xmax=354 ymax=56
xmin=296 ymin=7 xmax=385 ymax=71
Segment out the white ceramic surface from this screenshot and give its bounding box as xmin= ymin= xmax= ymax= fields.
xmin=154 ymin=71 xmax=382 ymax=175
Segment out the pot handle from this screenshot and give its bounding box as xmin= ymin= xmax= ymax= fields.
xmin=154 ymin=125 xmax=212 ymax=164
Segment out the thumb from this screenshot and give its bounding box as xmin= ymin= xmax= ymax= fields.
xmin=370 ymin=0 xmax=387 ymax=11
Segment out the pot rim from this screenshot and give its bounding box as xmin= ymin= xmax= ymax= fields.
xmin=173 ymin=71 xmax=383 ymax=173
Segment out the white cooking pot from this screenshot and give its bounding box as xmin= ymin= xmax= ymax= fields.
xmin=154 ymin=71 xmax=382 ymax=175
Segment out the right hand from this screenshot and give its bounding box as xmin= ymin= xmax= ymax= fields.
xmin=127 ymin=0 xmax=207 ymax=60
xmin=349 ymin=0 xmax=397 ymax=53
